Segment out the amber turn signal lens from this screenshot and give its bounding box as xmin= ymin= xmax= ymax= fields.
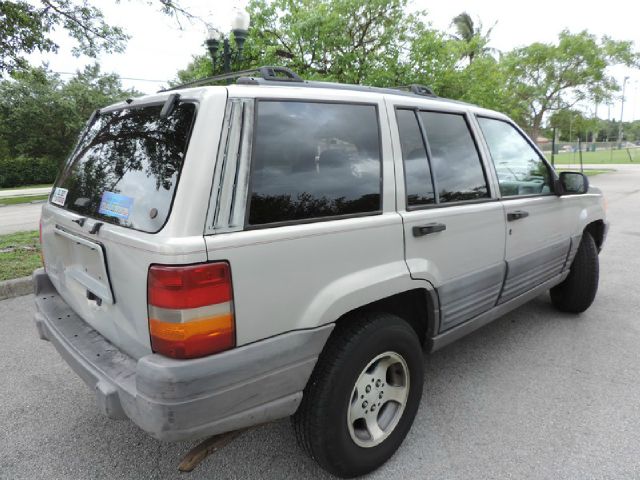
xmin=149 ymin=314 xmax=234 ymax=359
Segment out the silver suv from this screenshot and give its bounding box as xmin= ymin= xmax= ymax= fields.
xmin=35 ymin=67 xmax=607 ymax=477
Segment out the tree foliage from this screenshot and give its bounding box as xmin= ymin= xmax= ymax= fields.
xmin=502 ymin=30 xmax=639 ymax=137
xmin=0 ymin=1 xmax=128 ymax=74
xmin=0 ymin=0 xmax=200 ymax=76
xmin=0 ymin=64 xmax=138 ymax=165
xmin=549 ymin=109 xmax=598 ymax=141
xmin=175 ymin=1 xmax=638 ymax=139
xmin=1 ymin=0 xmax=638 ymax=177
xmin=450 ymin=12 xmax=496 ymax=63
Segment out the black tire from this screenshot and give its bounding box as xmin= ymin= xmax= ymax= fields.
xmin=293 ymin=312 xmax=424 ymax=478
xmin=550 ymin=231 xmax=599 ymax=313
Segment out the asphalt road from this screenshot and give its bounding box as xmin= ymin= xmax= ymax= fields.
xmin=2 ymin=167 xmax=640 ymax=479
xmin=0 ymin=202 xmax=43 ymax=235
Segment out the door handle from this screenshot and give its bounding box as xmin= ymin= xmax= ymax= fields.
xmin=507 ymin=210 xmax=529 ymax=221
xmin=413 ymin=222 xmax=446 ymax=237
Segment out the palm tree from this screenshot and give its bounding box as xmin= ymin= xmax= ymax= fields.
xmin=451 ymin=12 xmax=496 ymax=63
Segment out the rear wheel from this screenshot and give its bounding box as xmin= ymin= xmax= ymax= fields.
xmin=293 ymin=313 xmax=423 ymax=478
xmin=551 ymin=231 xmax=599 ymax=313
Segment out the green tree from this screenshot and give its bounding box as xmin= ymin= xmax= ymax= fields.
xmin=176 ymin=0 xmax=435 ymax=87
xmin=174 ymin=1 xmax=516 ymax=120
xmin=450 ymin=12 xmax=496 ymax=63
xmin=250 ymin=0 xmax=416 ymax=85
xmin=549 ymin=109 xmax=598 ymax=141
xmin=173 ymin=2 xmax=639 ymax=139
xmin=625 ymin=120 xmax=640 ymax=142
xmin=0 ymin=64 xmax=137 ymax=164
xmin=502 ymin=30 xmax=639 ymax=139
xmin=0 ymin=0 xmax=199 ymax=75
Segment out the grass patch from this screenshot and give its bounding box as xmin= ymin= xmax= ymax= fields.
xmin=0 ymin=230 xmax=41 ymax=281
xmin=0 ymin=194 xmax=49 ymax=206
xmin=546 ymin=148 xmax=640 ymax=164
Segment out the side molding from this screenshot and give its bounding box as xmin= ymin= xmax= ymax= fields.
xmin=430 ymin=271 xmax=569 ymax=352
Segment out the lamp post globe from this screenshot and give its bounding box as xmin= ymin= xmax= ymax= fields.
xmin=205 ymin=27 xmax=222 ymax=67
xmin=204 ymin=7 xmax=251 ymax=76
xmin=231 ymin=7 xmax=250 ymax=53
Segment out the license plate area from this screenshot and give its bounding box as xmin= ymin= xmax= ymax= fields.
xmin=54 ymin=227 xmax=114 ymax=304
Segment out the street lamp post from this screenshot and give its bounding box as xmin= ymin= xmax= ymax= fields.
xmin=205 ymin=7 xmax=251 ymax=79
xmin=617 ymin=76 xmax=630 ymax=147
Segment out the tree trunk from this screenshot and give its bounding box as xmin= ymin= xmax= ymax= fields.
xmin=530 ymin=112 xmax=545 ymax=142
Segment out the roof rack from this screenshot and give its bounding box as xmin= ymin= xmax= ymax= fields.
xmin=392 ymin=84 xmax=437 ymax=97
xmin=161 ymin=66 xmax=302 ymax=92
xmin=162 ymin=65 xmax=446 ymax=102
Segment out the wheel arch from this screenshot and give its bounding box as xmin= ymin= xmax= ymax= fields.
xmin=584 ymin=219 xmax=606 ymax=251
xmin=332 ymin=287 xmax=438 ymax=348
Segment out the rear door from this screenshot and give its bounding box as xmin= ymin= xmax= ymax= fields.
xmin=475 ymin=116 xmax=570 ymax=303
xmin=203 ymin=94 xmax=405 ymax=346
xmin=391 ymin=105 xmax=506 ymax=333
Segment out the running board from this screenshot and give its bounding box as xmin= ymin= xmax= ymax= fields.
xmin=429 ymin=271 xmax=569 ymax=352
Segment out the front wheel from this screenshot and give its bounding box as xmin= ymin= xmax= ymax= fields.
xmin=550 ymin=231 xmax=599 ymax=313
xmin=293 ymin=313 xmax=424 ymax=478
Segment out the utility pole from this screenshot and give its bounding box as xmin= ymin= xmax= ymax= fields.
xmin=618 ymin=76 xmax=630 ymax=147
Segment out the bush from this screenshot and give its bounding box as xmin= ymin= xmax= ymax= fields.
xmin=0 ymin=157 xmax=60 ymax=188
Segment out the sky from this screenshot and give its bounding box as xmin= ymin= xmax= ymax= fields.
xmin=28 ymin=0 xmax=640 ymax=122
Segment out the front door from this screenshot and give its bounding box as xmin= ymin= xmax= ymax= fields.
xmin=392 ymin=106 xmax=506 ymax=333
xmin=476 ymin=116 xmax=570 ymax=304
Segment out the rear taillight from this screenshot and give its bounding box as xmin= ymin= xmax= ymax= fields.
xmin=147 ymin=262 xmax=235 ymax=359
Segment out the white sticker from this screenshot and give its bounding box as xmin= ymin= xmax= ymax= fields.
xmin=51 ymin=187 xmax=68 ymax=206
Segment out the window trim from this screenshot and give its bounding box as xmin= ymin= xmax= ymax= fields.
xmin=476 ymin=114 xmax=558 ymax=200
xmin=395 ymin=108 xmax=437 ymax=209
xmin=395 ymin=106 xmax=494 ymax=211
xmin=244 ymin=98 xmax=384 ymax=230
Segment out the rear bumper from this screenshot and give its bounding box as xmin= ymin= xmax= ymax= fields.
xmin=33 ymin=268 xmax=332 ymax=441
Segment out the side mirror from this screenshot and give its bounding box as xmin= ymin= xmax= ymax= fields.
xmin=558 ymin=171 xmax=589 ymax=195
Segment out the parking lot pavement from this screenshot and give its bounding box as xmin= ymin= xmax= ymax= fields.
xmin=0 ymin=203 xmax=42 ymax=235
xmin=2 ymin=167 xmax=640 ymax=480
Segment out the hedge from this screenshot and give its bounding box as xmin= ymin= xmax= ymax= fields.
xmin=0 ymin=157 xmax=60 ymax=188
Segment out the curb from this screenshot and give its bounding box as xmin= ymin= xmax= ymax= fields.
xmin=0 ymin=276 xmax=33 ymax=301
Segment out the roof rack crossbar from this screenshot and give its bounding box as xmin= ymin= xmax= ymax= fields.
xmin=161 ymin=66 xmax=303 ymax=92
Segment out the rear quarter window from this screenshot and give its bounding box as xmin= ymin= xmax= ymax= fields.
xmin=247 ymin=101 xmax=382 ymax=226
xmin=52 ymin=102 xmax=196 ymax=233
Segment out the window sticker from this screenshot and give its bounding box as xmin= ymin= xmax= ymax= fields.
xmin=51 ymin=187 xmax=68 ymax=206
xmin=98 ymin=191 xmax=134 ymax=220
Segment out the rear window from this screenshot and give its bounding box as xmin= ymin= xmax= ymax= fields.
xmin=248 ymin=101 xmax=382 ymax=226
xmin=51 ymin=102 xmax=196 ymax=233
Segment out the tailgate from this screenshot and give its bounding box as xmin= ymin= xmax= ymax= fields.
xmin=40 ymin=205 xmax=208 ymax=359
xmin=38 ymin=90 xmax=227 ymax=358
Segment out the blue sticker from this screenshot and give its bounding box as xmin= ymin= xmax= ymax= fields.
xmin=98 ymin=191 xmax=134 ymax=220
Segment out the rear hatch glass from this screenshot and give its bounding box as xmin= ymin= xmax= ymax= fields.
xmin=51 ymin=102 xmax=196 ymax=233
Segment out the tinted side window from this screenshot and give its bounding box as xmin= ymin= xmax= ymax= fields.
xmin=248 ymin=101 xmax=381 ymax=226
xmin=419 ymin=112 xmax=489 ymax=203
xmin=396 ymin=109 xmax=435 ymax=206
xmin=477 ymin=117 xmax=552 ymax=197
